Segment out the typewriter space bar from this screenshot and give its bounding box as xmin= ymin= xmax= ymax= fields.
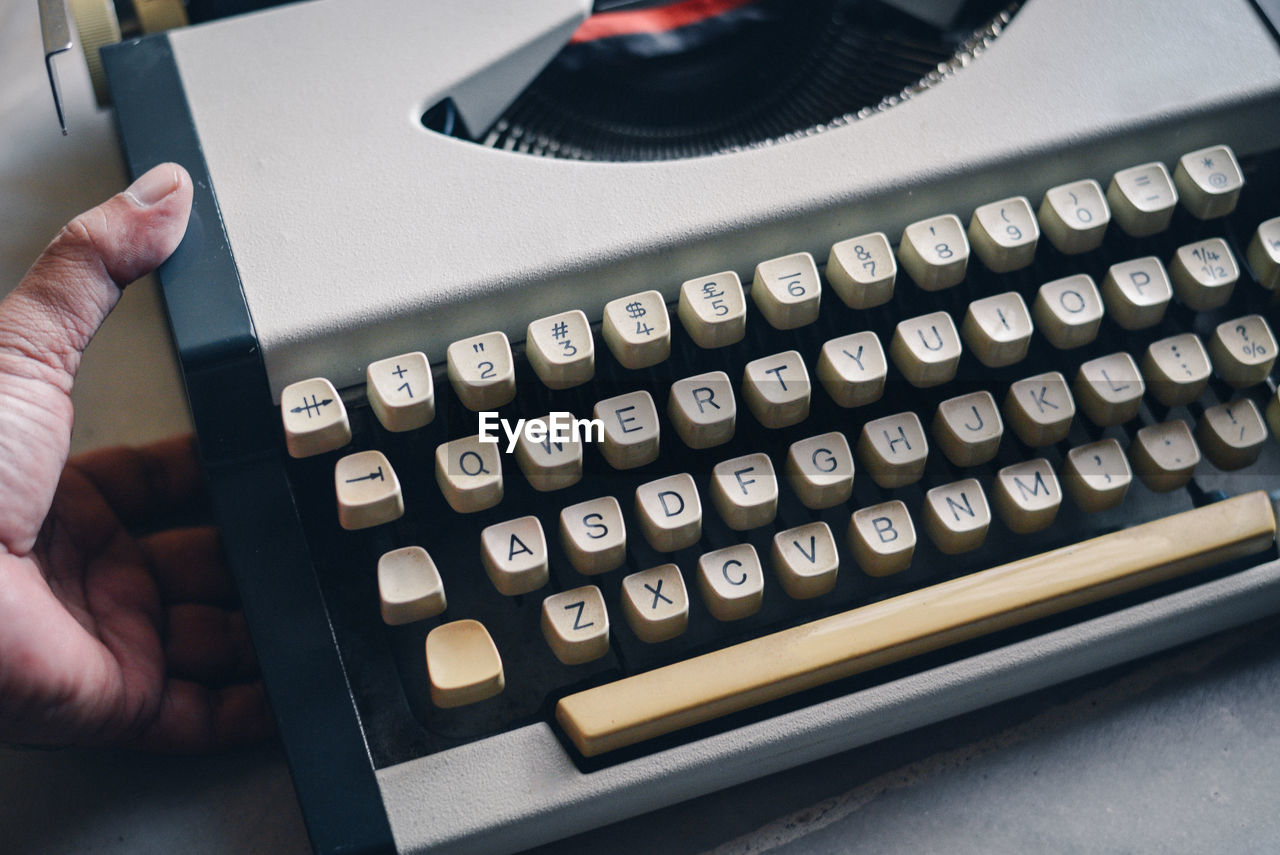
xmin=556 ymin=492 xmax=1277 ymax=757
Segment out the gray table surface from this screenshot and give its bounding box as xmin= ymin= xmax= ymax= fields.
xmin=2 ymin=2 xmax=1279 ymax=853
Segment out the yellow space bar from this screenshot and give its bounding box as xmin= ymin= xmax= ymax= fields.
xmin=557 ymin=492 xmax=1277 ymax=757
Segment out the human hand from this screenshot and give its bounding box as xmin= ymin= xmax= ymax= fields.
xmin=0 ymin=164 xmax=272 ymax=751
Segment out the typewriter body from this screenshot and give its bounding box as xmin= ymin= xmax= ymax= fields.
xmin=96 ymin=0 xmax=1280 ymax=852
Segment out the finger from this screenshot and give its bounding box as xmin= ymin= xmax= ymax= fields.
xmin=128 ymin=679 xmax=275 ymax=754
xmin=164 ymin=603 xmax=258 ymax=684
xmin=0 ymin=163 xmax=192 ymax=381
xmin=68 ymin=434 xmax=208 ymax=530
xmin=140 ymin=525 xmax=236 ymax=605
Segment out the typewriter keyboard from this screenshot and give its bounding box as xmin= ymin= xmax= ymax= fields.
xmin=281 ymin=144 xmax=1280 ymax=768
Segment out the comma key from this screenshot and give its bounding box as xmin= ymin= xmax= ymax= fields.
xmin=1063 ymin=439 xmax=1132 ymax=513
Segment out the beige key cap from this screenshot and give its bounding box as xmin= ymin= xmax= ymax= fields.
xmin=857 ymin=412 xmax=929 ymax=488
xmin=281 ymin=377 xmax=351 ymax=458
xmin=621 ymin=565 xmax=689 ymax=643
xmin=923 ymin=479 xmax=990 ymax=555
xmin=668 ymin=371 xmax=736 ymax=449
xmin=541 ymin=586 xmax=610 ymax=665
xmin=447 ymin=331 xmax=516 ymax=411
xmin=1033 ymin=274 xmax=1104 ymax=349
xmin=334 ymin=450 xmax=403 ymax=530
xmin=559 ymin=496 xmax=627 ymax=576
xmin=426 ymin=620 xmax=504 ymax=708
xmin=1196 ymin=399 xmax=1268 ymax=471
xmin=1141 ymin=333 xmax=1211 ymax=407
xmin=968 ymin=196 xmax=1039 ymax=273
xmin=898 ymin=214 xmax=969 ymax=290
xmin=556 ymin=492 xmax=1276 ymax=756
xmin=752 ymin=252 xmax=822 ymax=329
xmin=480 ymin=516 xmax=549 ymax=596
xmin=1039 ymin=179 xmax=1110 ymax=254
xmin=367 ymin=352 xmax=435 ymax=432
xmin=827 ymin=233 xmax=896 ymax=308
xmin=961 ymin=292 xmax=1033 ymax=368
xmin=1174 ymin=144 xmax=1243 ymax=220
xmin=678 ymin=271 xmax=747 ymax=348
xmin=711 ymin=453 xmax=778 ymax=531
xmin=1101 ymin=256 xmax=1172 ymax=331
xmin=932 ymin=391 xmax=1003 ymax=467
xmin=1247 ymin=216 xmax=1280 ymax=291
xmin=378 ymin=546 xmax=446 ymax=625
xmin=743 ymin=350 xmax=810 ymax=428
xmin=816 ymin=331 xmax=887 ymax=407
xmin=1131 ymin=420 xmax=1200 ymax=491
xmin=697 ymin=544 xmax=765 ymax=621
xmin=1074 ymin=352 xmax=1145 ymax=426
xmin=1267 ymin=388 xmax=1280 ymax=446
xmin=770 ymin=522 xmax=839 ymax=600
xmin=890 ymin=311 xmax=962 ymax=388
xmin=993 ymin=459 xmax=1062 ymax=534
xmin=513 ymin=413 xmax=584 ymax=492
xmin=603 ymin=290 xmax=671 ymax=369
xmin=1063 ymin=439 xmax=1132 ymax=513
xmin=848 ymin=500 xmax=916 ymax=577
xmin=1004 ymin=372 xmax=1075 ymax=447
xmin=635 ymin=473 xmax=702 ymax=552
xmin=785 ymin=432 xmax=854 ymax=509
xmin=1208 ymin=315 xmax=1277 ymax=388
xmin=1169 ymin=238 xmax=1238 ymax=311
xmin=1107 ymin=162 xmax=1178 ymax=237
xmin=594 ymin=390 xmax=660 ymax=469
xmin=527 ymin=310 xmax=595 ymax=390
xmin=435 ymin=435 xmax=503 ymax=513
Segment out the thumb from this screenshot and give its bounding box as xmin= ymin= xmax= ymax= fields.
xmin=0 ymin=163 xmax=193 ymax=384
xmin=0 ymin=163 xmax=192 ymax=555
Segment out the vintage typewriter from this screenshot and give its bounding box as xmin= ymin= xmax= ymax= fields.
xmin=42 ymin=0 xmax=1280 ymax=851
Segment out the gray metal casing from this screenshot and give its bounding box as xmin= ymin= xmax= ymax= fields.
xmin=165 ymin=0 xmax=1280 ymax=400
xmin=154 ymin=0 xmax=1280 ymax=851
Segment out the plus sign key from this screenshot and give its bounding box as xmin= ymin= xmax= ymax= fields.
xmin=367 ymin=352 xmax=435 ymax=432
xmin=281 ymin=377 xmax=351 ymax=458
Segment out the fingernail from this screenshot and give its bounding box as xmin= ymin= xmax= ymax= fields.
xmin=125 ymin=164 xmax=179 ymax=207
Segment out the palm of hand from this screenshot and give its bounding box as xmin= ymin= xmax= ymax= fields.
xmin=1 ymin=432 xmax=267 ymax=751
xmin=0 ymin=165 xmax=270 ymax=751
